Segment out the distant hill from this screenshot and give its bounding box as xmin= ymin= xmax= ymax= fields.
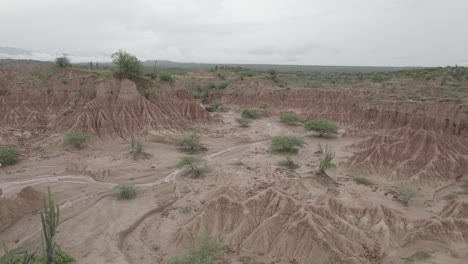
xmin=142 ymin=60 xmax=418 ymax=73
xmin=0 ymin=59 xmax=51 ymax=68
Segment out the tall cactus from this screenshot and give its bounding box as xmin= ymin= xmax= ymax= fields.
xmin=41 ymin=187 xmax=60 ymax=264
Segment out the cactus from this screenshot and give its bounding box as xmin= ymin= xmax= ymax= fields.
xmin=41 ymin=187 xmax=60 ymax=264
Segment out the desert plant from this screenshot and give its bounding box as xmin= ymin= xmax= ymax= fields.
xmin=353 ymin=176 xmax=373 ymax=186
xmin=115 ymin=184 xmax=137 ymax=200
xmin=41 ymin=187 xmax=60 ymax=263
xmin=259 ymin=103 xmax=270 ymax=109
xmin=403 ymin=251 xmax=431 ymax=264
xmin=305 ymin=119 xmax=338 ymax=137
xmin=279 ymin=113 xmax=305 ymax=125
xmin=318 ymin=145 xmax=336 ymax=173
xmin=159 ymin=73 xmax=174 ymax=83
xmin=177 ymin=156 xmax=206 ymax=178
xmin=0 ymin=147 xmax=20 ymax=166
xmin=241 ymin=109 xmax=260 ymax=119
xmin=271 ymin=135 xmax=304 ymax=154
xmin=55 ymin=56 xmax=71 ymax=68
xmin=443 ymin=193 xmax=458 ymax=200
xmin=216 ymin=81 xmax=230 ymax=90
xmin=395 ymin=185 xmax=417 ymax=206
xmin=63 ymin=131 xmax=90 ymax=149
xmin=111 ymin=50 xmax=143 ymax=79
xmin=210 ymin=101 xmax=226 ymax=112
xmin=176 ymin=133 xmax=205 ymax=153
xmin=236 ymin=117 xmax=252 ymax=128
xmin=171 ymin=234 xmax=223 ymax=264
xmin=130 ymin=136 xmax=144 ymax=160
xmin=278 ymin=156 xmax=299 ymax=170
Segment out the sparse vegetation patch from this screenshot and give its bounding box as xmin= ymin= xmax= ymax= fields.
xmin=305 ymin=119 xmax=338 ymax=137
xmin=63 ymin=131 xmax=90 ymax=149
xmin=271 ymin=135 xmax=304 ymax=154
xmin=279 ymin=113 xmax=305 ymax=125
xmin=241 ymin=109 xmax=260 ymax=119
xmin=0 ymin=147 xmax=20 ymax=166
xmin=115 ymin=184 xmax=137 ymax=200
xmin=171 ymin=234 xmax=223 ymax=264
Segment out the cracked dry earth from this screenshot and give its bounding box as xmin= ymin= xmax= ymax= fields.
xmin=1 ymin=69 xmax=468 ymax=264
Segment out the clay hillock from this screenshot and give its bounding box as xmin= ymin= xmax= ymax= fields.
xmin=172 ymin=187 xmax=468 ymax=264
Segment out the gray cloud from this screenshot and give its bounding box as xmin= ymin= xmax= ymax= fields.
xmin=0 ymin=0 xmax=467 ymax=66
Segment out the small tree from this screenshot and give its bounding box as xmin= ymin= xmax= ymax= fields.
xmin=0 ymin=147 xmax=20 ymax=166
xmin=241 ymin=109 xmax=260 ymax=119
xmin=111 ymin=50 xmax=143 ymax=79
xmin=159 ymin=73 xmax=174 ymax=83
xmin=318 ymin=145 xmax=336 ymax=173
xmin=115 ymin=184 xmax=137 ymax=200
xmin=305 ymin=119 xmax=338 ymax=137
xmin=177 ymin=132 xmax=205 ymax=153
xmin=279 ymin=113 xmax=305 ymax=125
xmin=396 ymin=185 xmax=417 ymax=206
xmin=177 ymin=156 xmax=206 ymax=178
xmin=236 ymin=117 xmax=252 ymax=128
xmin=271 ymin=135 xmax=304 ymax=154
xmin=55 ymin=56 xmax=71 ymax=68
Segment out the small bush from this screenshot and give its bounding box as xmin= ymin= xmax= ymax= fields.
xmin=216 ymin=81 xmax=230 ymax=90
xmin=353 ymin=177 xmax=373 ymax=186
xmin=271 ymin=135 xmax=304 ymax=154
xmin=115 ymin=184 xmax=137 ymax=200
xmin=279 ymin=113 xmax=305 ymax=125
xmin=171 ymin=234 xmax=223 ymax=264
xmin=443 ymin=193 xmax=458 ymax=200
xmin=177 ymin=132 xmax=205 ymax=153
xmin=210 ymin=101 xmax=226 ymax=112
xmin=305 ymin=119 xmax=338 ymax=137
xmin=0 ymin=147 xmax=20 ymax=166
xmin=241 ymin=109 xmax=260 ymax=119
xmin=63 ymin=131 xmax=90 ymax=149
xmin=318 ymin=145 xmax=335 ymax=173
xmin=395 ymin=185 xmax=417 ymax=206
xmin=403 ymin=251 xmax=431 ymax=264
xmin=259 ymin=103 xmax=270 ymax=109
xmin=55 ymin=56 xmax=71 ymax=68
xmin=159 ymin=73 xmax=174 ymax=83
xmin=130 ymin=136 xmax=147 ymax=160
xmin=177 ymin=156 xmax=206 ymax=178
xmin=278 ymin=156 xmax=299 ymax=170
xmin=236 ymin=117 xmax=252 ymax=128
xmin=444 ymin=91 xmax=464 ymax=102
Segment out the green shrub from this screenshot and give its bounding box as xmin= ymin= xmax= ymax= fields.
xmin=305 ymin=119 xmax=338 ymax=137
xmin=279 ymin=113 xmax=305 ymax=125
xmin=216 ymin=81 xmax=230 ymax=89
xmin=0 ymin=147 xmax=19 ymax=166
xmin=403 ymin=251 xmax=431 ymax=264
xmin=259 ymin=103 xmax=270 ymax=109
xmin=318 ymin=145 xmax=336 ymax=173
xmin=159 ymin=73 xmax=174 ymax=83
xmin=55 ymin=56 xmax=71 ymax=68
xmin=278 ymin=156 xmax=299 ymax=170
xmin=63 ymin=131 xmax=90 ymax=149
xmin=177 ymin=133 xmax=205 ymax=153
xmin=444 ymin=91 xmax=465 ymax=102
xmin=111 ymin=50 xmax=143 ymax=79
xmin=177 ymin=156 xmax=206 ymax=178
xmin=395 ymin=185 xmax=417 ymax=206
xmin=443 ymin=193 xmax=458 ymax=200
xmin=236 ymin=117 xmax=252 ymax=128
xmin=115 ymin=184 xmax=137 ymax=200
xmin=353 ymin=177 xmax=373 ymax=186
xmin=210 ymin=101 xmax=226 ymax=112
xmin=241 ymin=109 xmax=260 ymax=119
xmin=271 ymin=135 xmax=304 ymax=154
xmin=171 ymin=234 xmax=223 ymax=264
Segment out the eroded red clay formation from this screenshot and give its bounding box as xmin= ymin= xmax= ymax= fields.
xmin=0 ymin=187 xmax=43 ymax=233
xmin=173 ymin=188 xmax=468 ymax=264
xmin=0 ymin=68 xmax=213 ymax=137
xmin=221 ymin=83 xmax=468 ymax=186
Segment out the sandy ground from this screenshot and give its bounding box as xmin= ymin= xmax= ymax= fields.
xmin=1 ymin=110 xmax=468 ymax=264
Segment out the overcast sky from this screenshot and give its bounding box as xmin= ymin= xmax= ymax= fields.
xmin=1 ymin=0 xmax=467 ymax=66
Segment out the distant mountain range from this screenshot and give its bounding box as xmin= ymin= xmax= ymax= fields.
xmin=0 ymin=46 xmax=418 ymax=73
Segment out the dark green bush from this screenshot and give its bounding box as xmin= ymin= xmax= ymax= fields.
xmin=0 ymin=147 xmax=19 ymax=166
xmin=111 ymin=50 xmax=143 ymax=79
xmin=159 ymin=73 xmax=174 ymax=83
